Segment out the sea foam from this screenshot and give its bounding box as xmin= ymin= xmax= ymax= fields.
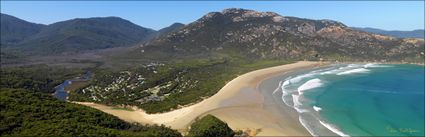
xmin=280 ymin=80 xmax=292 ymax=95
xmin=321 ymin=64 xmax=388 ymax=76
xmin=280 ymin=80 xmax=294 ymax=107
xmin=319 ymin=120 xmax=350 ymax=137
xmin=282 ymin=80 xmax=290 ymax=88
xmin=336 ymin=68 xmax=370 ymax=75
xmin=320 ymin=69 xmax=341 ymax=75
xmin=273 ymin=81 xmax=284 ymax=94
xmin=313 ymin=106 xmax=322 ymax=112
xmin=298 ymin=78 xmax=323 ymax=94
xmin=364 ymin=63 xmax=391 ymax=68
xmin=289 ymin=73 xmax=316 ymax=83
xmin=292 ymin=94 xmax=309 ymax=113
xmin=299 ymin=116 xmax=319 ymax=136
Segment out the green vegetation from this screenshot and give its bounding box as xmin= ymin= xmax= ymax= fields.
xmin=69 ymin=57 xmax=293 ymax=113
xmin=1 ymin=13 xmax=45 ymax=46
xmin=2 ymin=14 xmax=156 ymax=56
xmin=0 ymin=88 xmax=181 ymax=137
xmin=2 ymin=8 xmax=423 ymax=137
xmin=64 ymin=81 xmax=90 ymax=92
xmin=112 ymin=107 xmax=135 ymax=111
xmin=187 ymin=115 xmax=234 ymax=137
xmin=0 ymin=65 xmax=84 ymax=93
xmin=139 ymin=58 xmax=293 ymax=113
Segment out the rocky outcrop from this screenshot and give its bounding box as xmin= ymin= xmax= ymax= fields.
xmin=138 ymin=8 xmax=424 ymax=62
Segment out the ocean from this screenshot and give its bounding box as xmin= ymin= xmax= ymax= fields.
xmin=276 ymin=63 xmax=424 ymax=136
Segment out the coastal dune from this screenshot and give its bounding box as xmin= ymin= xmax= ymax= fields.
xmin=76 ymin=61 xmax=322 ymax=136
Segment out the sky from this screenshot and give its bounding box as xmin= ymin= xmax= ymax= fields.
xmin=1 ymin=1 xmax=424 ymax=31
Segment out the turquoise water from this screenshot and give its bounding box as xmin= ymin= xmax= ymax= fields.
xmin=278 ymin=64 xmax=424 ymax=136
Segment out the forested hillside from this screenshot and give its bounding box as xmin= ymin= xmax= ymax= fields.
xmin=1 ymin=14 xmax=157 ymax=56
xmin=0 ymin=88 xmax=182 ymax=137
xmin=0 ymin=65 xmax=84 ymax=93
xmin=0 ymin=13 xmax=45 ymax=46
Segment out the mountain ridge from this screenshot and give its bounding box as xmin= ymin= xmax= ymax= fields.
xmin=133 ymin=8 xmax=423 ymax=62
xmin=158 ymin=22 xmax=185 ymax=34
xmin=1 ymin=8 xmax=424 ymax=63
xmin=352 ymin=27 xmax=424 ymax=39
xmin=2 ymin=16 xmax=157 ymax=55
xmin=1 ymin=13 xmax=46 ymax=46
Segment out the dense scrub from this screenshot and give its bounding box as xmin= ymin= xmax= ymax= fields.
xmin=0 ymin=65 xmax=84 ymax=93
xmin=140 ymin=58 xmax=293 ymax=113
xmin=187 ymin=115 xmax=234 ymax=137
xmin=69 ymin=57 xmax=293 ymax=113
xmin=0 ymin=88 xmax=181 ymax=137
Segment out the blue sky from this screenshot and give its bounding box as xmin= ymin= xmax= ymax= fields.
xmin=1 ymin=1 xmax=424 ymax=31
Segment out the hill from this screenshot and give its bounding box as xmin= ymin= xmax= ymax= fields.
xmin=0 ymin=88 xmax=181 ymax=136
xmin=353 ymin=27 xmax=424 ymax=39
xmin=2 ymin=8 xmax=424 ymax=114
xmin=158 ymin=23 xmax=185 ymax=36
xmin=2 ymin=16 xmax=156 ymax=55
xmin=188 ymin=114 xmax=235 ymax=137
xmin=0 ymin=13 xmax=45 ymax=46
xmin=131 ymin=8 xmax=423 ymax=62
xmin=68 ymin=8 xmax=424 ymax=113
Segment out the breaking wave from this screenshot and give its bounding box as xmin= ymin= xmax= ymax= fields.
xmin=364 ymin=63 xmax=392 ymax=68
xmin=277 ymin=63 xmax=391 ymax=136
xmin=313 ymin=106 xmax=322 ymax=112
xmin=292 ymin=94 xmax=309 ymax=113
xmin=336 ymin=68 xmax=370 ymax=75
xmin=319 ymin=120 xmax=350 ymax=137
xmin=298 ymin=78 xmax=323 ymax=95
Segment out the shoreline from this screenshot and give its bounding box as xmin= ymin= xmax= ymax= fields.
xmin=328 ymin=61 xmax=425 ymax=66
xmin=74 ymin=61 xmax=326 ymax=136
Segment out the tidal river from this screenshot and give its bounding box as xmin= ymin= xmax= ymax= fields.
xmin=53 ymin=71 xmax=92 ymax=101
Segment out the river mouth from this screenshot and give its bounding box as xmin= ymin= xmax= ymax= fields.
xmin=53 ymin=80 xmax=72 ymax=101
xmin=53 ymin=71 xmax=92 ymax=101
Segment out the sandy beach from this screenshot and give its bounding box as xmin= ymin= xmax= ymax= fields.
xmin=75 ymin=61 xmax=324 ymax=136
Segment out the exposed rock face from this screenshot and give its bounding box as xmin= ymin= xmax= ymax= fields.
xmin=138 ymin=8 xmax=424 ymax=62
xmin=272 ymin=16 xmax=287 ymax=23
xmin=298 ymin=23 xmax=316 ymax=36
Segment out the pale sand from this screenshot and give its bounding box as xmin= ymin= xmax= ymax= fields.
xmin=75 ymin=61 xmax=323 ymax=136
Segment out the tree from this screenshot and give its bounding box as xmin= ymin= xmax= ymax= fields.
xmin=187 ymin=115 xmax=234 ymax=137
xmin=0 ymin=88 xmax=182 ymax=137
